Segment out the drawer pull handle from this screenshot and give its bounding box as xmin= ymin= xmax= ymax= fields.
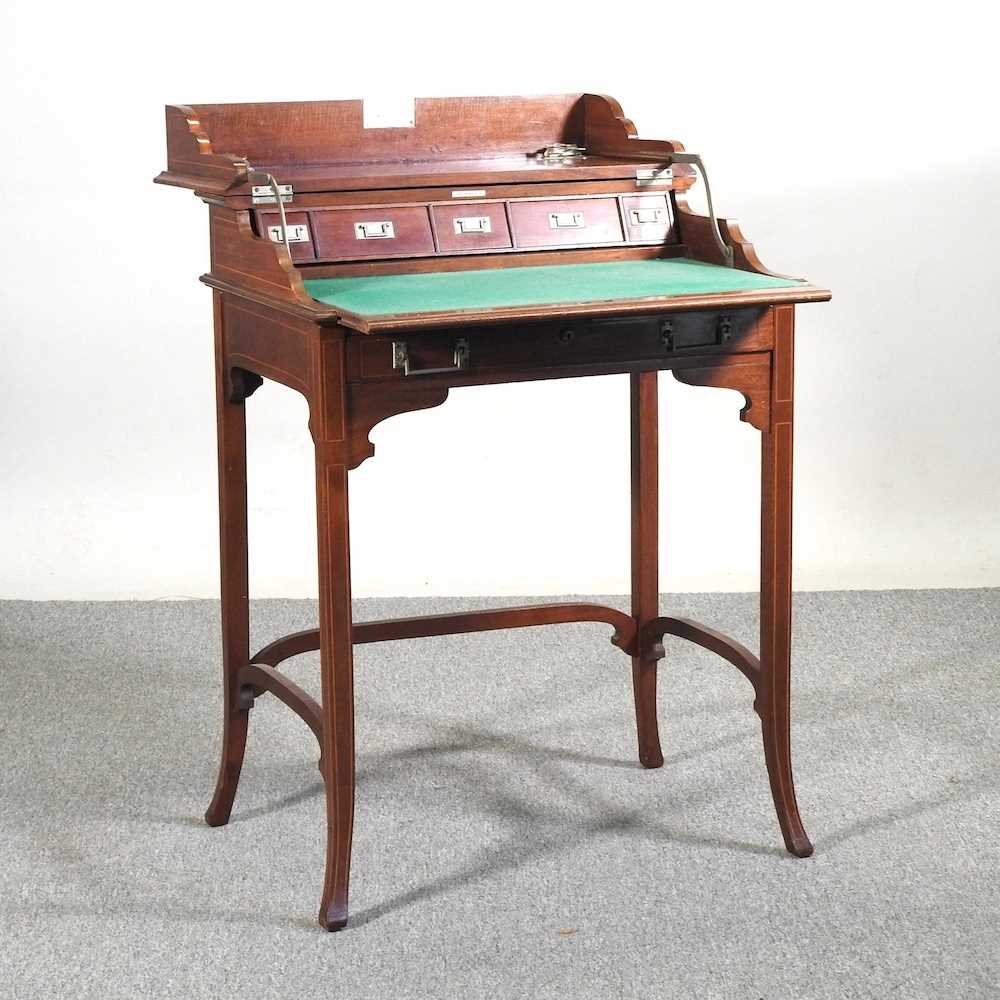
xmin=267 ymin=224 xmax=310 ymax=243
xmin=629 ymin=207 xmax=667 ymax=225
xmin=453 ymin=216 xmax=492 ymax=235
xmin=549 ymin=211 xmax=584 ymax=229
xmin=354 ymin=220 xmax=395 ymax=240
xmin=392 ymin=338 xmax=470 ymax=376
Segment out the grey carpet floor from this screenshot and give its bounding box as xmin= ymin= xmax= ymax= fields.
xmin=2 ymin=590 xmax=998 ymax=1000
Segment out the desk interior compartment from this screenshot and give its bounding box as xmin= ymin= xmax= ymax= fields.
xmin=311 ymin=205 xmax=436 ymax=261
xmin=620 ymin=195 xmax=673 ymax=244
xmin=509 ymin=197 xmax=624 ymax=248
xmin=256 ymin=211 xmax=315 ymax=261
xmin=431 ymin=202 xmax=512 ymax=253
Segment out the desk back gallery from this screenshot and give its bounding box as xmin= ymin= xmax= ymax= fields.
xmin=156 ymin=93 xmax=831 ymax=931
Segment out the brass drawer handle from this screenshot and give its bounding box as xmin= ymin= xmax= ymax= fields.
xmin=629 ymin=207 xmax=667 ymax=225
xmin=549 ymin=211 xmax=584 ymax=229
xmin=354 ymin=220 xmax=395 ymax=240
xmin=659 ymin=314 xmax=734 ymax=352
xmin=392 ymin=338 xmax=470 ymax=376
xmin=453 ymin=216 xmax=492 ymax=235
xmin=266 ymin=224 xmax=310 ymax=243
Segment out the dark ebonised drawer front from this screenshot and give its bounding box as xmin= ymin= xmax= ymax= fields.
xmin=348 ymin=308 xmax=773 ymax=382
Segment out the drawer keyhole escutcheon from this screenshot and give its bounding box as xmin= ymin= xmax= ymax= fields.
xmin=718 ymin=315 xmax=733 ymax=344
xmin=559 ymin=328 xmax=575 ymax=345
xmin=659 ymin=320 xmax=674 ymax=351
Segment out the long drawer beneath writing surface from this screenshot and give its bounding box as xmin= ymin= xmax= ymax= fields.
xmin=254 ymin=192 xmax=673 ymax=263
xmin=347 ymin=308 xmax=773 ymax=383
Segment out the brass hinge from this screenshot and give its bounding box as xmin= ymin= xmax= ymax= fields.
xmin=250 ymin=183 xmax=293 ymax=205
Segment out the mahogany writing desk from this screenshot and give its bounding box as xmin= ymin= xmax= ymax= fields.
xmin=156 ymin=94 xmax=831 ymax=931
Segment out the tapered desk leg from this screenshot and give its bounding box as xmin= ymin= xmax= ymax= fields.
xmin=630 ymin=371 xmax=663 ymax=768
xmin=759 ymin=311 xmax=813 ymax=857
xmin=314 ymin=453 xmax=356 ymax=930
xmin=206 ymin=300 xmax=253 ymax=827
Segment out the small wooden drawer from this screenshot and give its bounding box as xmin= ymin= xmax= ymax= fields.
xmin=621 ymin=195 xmax=673 ymax=244
xmin=349 ymin=308 xmax=773 ymax=382
xmin=431 ymin=202 xmax=512 ymax=253
xmin=311 ymin=206 xmax=435 ymax=261
xmin=257 ymin=211 xmax=315 ymax=261
xmin=508 ymin=197 xmax=623 ymax=248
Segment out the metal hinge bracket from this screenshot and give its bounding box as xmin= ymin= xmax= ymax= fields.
xmin=636 ymin=167 xmax=674 ymax=186
xmin=251 ymin=183 xmax=293 ymax=205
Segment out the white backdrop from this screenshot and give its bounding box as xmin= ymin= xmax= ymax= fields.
xmin=2 ymin=1 xmax=999 ymax=600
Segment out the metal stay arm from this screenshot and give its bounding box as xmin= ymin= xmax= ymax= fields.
xmin=245 ymin=167 xmax=292 ymax=255
xmin=635 ymin=153 xmax=734 ymax=267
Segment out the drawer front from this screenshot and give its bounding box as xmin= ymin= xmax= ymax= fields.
xmin=311 ymin=206 xmax=435 ymax=260
xmin=349 ymin=309 xmax=773 ymax=382
xmin=431 ymin=202 xmax=512 ymax=253
xmin=257 ymin=211 xmax=315 ymax=261
xmin=621 ymin=195 xmax=673 ymax=244
xmin=509 ymin=197 xmax=623 ymax=248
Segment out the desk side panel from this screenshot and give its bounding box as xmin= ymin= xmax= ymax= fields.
xmin=219 ymin=296 xmax=317 ymax=401
xmin=208 ymin=207 xmax=321 ymax=310
xmin=673 ymin=193 xmax=794 ymax=278
xmin=156 ymin=105 xmax=248 ymax=193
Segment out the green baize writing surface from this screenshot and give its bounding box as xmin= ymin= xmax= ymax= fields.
xmin=303 ymin=259 xmax=802 ymax=318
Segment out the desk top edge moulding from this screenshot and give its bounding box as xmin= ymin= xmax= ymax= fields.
xmin=157 ymin=93 xmax=831 ymax=931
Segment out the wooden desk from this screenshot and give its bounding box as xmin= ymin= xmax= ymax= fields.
xmin=157 ymin=94 xmax=831 ymax=931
